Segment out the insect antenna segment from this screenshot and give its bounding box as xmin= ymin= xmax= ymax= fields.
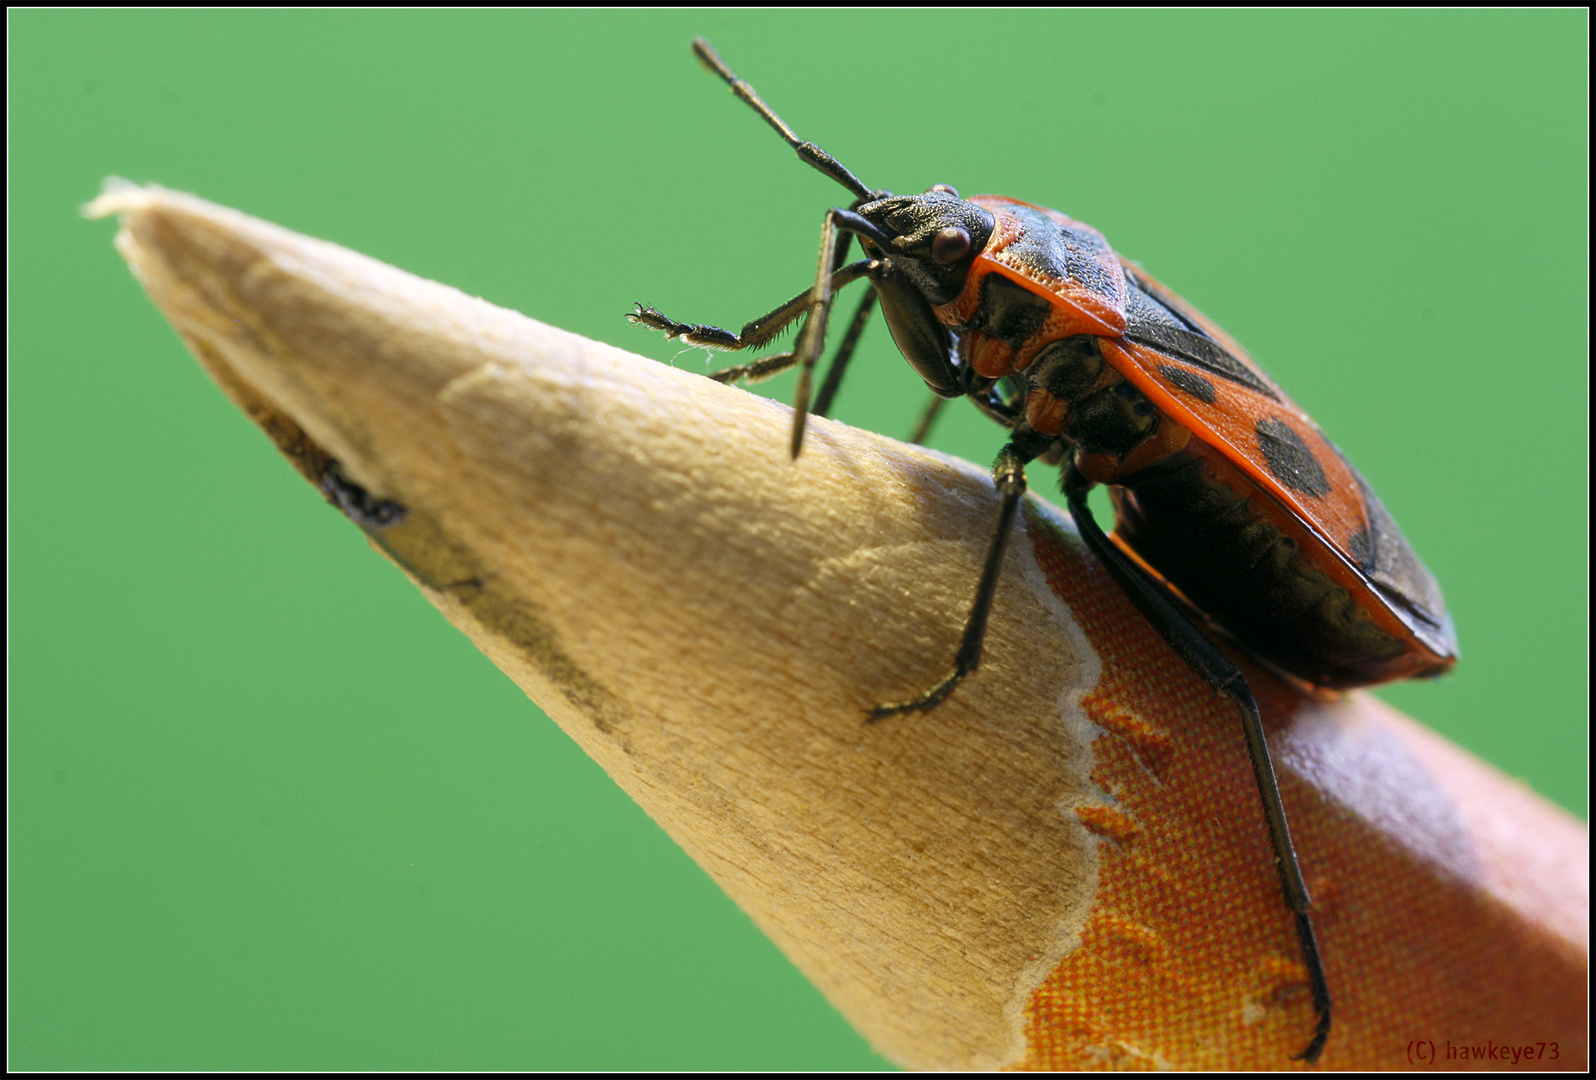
xmin=691 ymin=38 xmax=878 ymax=203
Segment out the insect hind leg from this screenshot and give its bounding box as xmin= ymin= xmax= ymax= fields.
xmin=1063 ymin=465 xmax=1331 ymax=1064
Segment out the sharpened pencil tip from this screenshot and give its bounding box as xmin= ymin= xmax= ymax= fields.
xmin=82 ymin=177 xmax=153 ymax=219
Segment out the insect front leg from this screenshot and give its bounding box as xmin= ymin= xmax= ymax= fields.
xmin=708 ymin=284 xmax=878 ymax=400
xmin=1061 ymin=464 xmax=1331 ymax=1064
xmin=628 ymin=257 xmax=874 ymax=391
xmin=869 ymin=433 xmax=1048 ymax=719
xmin=785 ymin=208 xmax=865 ymax=456
xmin=810 ymin=285 xmax=877 ymax=419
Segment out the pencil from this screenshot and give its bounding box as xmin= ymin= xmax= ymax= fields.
xmin=88 ymin=182 xmax=1587 ymax=1070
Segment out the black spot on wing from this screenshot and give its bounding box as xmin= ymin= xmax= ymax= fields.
xmin=1123 ymin=273 xmax=1279 ymax=401
xmin=1158 ymin=364 xmax=1216 ymax=404
xmin=1256 ymin=416 xmax=1330 ymax=498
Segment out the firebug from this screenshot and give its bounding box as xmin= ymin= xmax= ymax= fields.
xmin=629 ymin=38 xmax=1458 ymax=1065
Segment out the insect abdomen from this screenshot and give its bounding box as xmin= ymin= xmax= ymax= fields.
xmin=1110 ymin=445 xmax=1414 ymax=688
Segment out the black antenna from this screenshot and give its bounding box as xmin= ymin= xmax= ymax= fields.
xmin=692 ymin=38 xmax=876 ymax=203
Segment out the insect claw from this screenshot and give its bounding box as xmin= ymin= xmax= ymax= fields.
xmin=627 ymin=304 xmax=674 ymax=337
xmin=1290 ymin=1007 xmax=1331 ymax=1065
xmin=866 ymin=667 xmax=966 ymax=721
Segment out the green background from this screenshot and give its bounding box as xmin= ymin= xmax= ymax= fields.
xmin=10 ymin=10 xmax=1587 ymax=1071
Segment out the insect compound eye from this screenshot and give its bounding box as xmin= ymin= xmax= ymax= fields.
xmin=927 ymin=183 xmax=960 ymax=197
xmin=932 ymin=226 xmax=972 ymax=265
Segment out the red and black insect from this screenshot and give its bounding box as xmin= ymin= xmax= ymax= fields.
xmin=630 ymin=39 xmax=1458 ymax=1065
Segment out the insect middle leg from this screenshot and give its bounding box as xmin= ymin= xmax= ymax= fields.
xmin=905 ymin=395 xmax=946 ymax=445
xmin=907 ymin=379 xmax=1025 ymax=446
xmin=869 ymin=432 xmax=1048 ymax=719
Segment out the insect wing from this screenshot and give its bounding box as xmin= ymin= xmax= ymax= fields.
xmin=1107 ymin=263 xmax=1456 ymax=664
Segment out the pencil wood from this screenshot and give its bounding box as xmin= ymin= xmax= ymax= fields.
xmin=89 ymin=182 xmax=1587 ymax=1070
